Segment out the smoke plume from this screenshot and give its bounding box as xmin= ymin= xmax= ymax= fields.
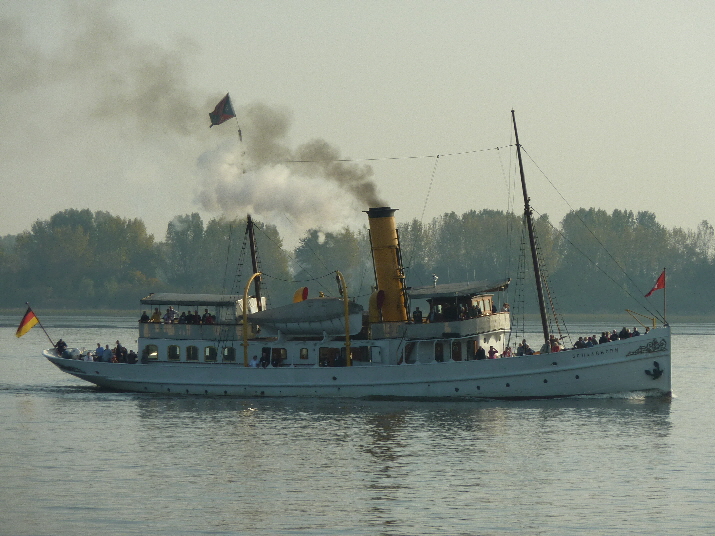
xmin=196 ymin=102 xmax=387 ymax=243
xmin=1 ymin=2 xmax=386 ymax=244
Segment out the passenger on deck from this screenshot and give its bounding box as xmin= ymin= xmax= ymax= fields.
xmin=56 ymin=339 xmax=67 ymax=354
xmin=502 ymin=346 xmax=512 ymax=358
xmin=574 ymin=337 xmax=586 ymax=349
xmin=127 ymin=350 xmax=138 ymax=364
xmin=249 ymin=355 xmax=259 ymax=368
xmin=139 ymin=311 xmax=150 ymax=323
xmin=192 ymin=310 xmax=201 ymax=324
xmin=549 ymin=335 xmax=561 ymax=353
xmin=488 ymin=346 xmax=499 ymax=359
xmin=475 ymin=345 xmax=487 ymax=360
xmin=94 ymin=343 xmax=103 ymax=359
xmin=491 ymin=303 xmax=497 ymax=314
xmin=412 ymin=307 xmax=423 ymax=324
xmin=102 ymin=344 xmax=113 ymax=362
xmin=115 ymin=340 xmax=127 ymax=363
xmin=610 ymin=330 xmax=619 ymax=342
xmin=150 ymin=308 xmax=162 ymax=322
xmin=516 ymin=343 xmax=524 ymax=356
xmin=178 ymin=312 xmax=187 ymax=324
xmin=632 ymin=326 xmax=641 ymax=336
xmin=501 ymin=303 xmax=510 ymax=312
xmin=619 ymin=326 xmax=630 ymax=339
xmin=259 ymin=351 xmax=270 ymax=368
xmin=599 ymin=332 xmax=609 ymax=344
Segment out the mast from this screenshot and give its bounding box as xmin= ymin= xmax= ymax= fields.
xmin=247 ymin=215 xmax=263 ymax=311
xmin=512 ymin=110 xmax=550 ymax=346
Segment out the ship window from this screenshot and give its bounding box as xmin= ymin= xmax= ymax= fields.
xmin=222 ymin=347 xmax=236 ymax=362
xmin=271 ymin=348 xmax=287 ymax=367
xmin=467 ymin=339 xmax=477 ymax=360
xmin=319 ymin=347 xmax=343 ymax=367
xmin=435 ymin=342 xmax=444 ymax=362
xmin=452 ymin=341 xmax=462 ymax=361
xmin=351 ymin=346 xmax=370 ymax=363
xmin=168 ymin=345 xmax=180 ymax=361
xmin=204 ymin=346 xmax=217 ymax=362
xmin=143 ymin=344 xmax=158 ymax=361
xmin=186 ymin=346 xmax=199 ymax=361
xmin=300 ymin=348 xmax=309 ymax=360
xmin=404 ymin=342 xmax=416 ymax=364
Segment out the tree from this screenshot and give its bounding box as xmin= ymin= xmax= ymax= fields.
xmin=12 ymin=209 xmax=161 ymax=309
xmin=293 ymin=228 xmax=371 ymax=303
xmin=162 ymin=213 xmax=205 ymax=291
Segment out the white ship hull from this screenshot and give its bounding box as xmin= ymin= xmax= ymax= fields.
xmin=44 ymin=326 xmax=670 ymax=399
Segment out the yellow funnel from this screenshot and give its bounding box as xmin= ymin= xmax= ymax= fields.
xmin=365 ymin=207 xmax=407 ymax=322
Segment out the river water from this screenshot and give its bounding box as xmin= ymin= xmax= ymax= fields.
xmin=0 ymin=316 xmax=713 ymax=535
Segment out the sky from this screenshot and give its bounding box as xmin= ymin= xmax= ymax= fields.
xmin=1 ymin=1 xmax=713 ymax=247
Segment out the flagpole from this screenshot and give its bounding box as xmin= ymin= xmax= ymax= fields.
xmin=663 ymin=267 xmax=667 ymax=326
xmin=234 ymin=116 xmax=245 ymax=175
xmin=27 ymin=302 xmax=55 ymax=347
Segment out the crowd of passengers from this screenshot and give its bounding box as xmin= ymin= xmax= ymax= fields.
xmin=412 ymin=302 xmax=509 ymax=323
xmin=140 ymin=306 xmax=216 ymax=325
xmin=55 ymin=338 xmax=138 ymax=363
xmin=515 ymin=325 xmax=651 ymax=355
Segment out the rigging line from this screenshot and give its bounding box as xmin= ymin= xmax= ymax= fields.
xmin=419 ymin=155 xmax=440 ymax=224
xmin=521 ymin=147 xmax=659 ymax=303
xmin=253 ymin=216 xmax=338 ymax=296
xmin=221 ymin=222 xmax=234 ymax=293
xmin=283 ymin=145 xmax=514 ymax=163
xmin=495 ymin=146 xmax=513 ymax=285
xmin=530 ymin=207 xmax=665 ymax=321
xmin=404 ymin=155 xmax=441 ymax=287
xmin=260 ymin=270 xmax=346 ymax=283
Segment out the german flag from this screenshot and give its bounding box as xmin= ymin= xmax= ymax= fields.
xmin=16 ymin=306 xmax=39 ymax=338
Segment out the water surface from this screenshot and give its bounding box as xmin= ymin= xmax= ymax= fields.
xmin=0 ymin=317 xmax=712 ymax=535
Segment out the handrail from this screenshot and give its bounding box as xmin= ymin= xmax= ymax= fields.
xmin=625 ymin=309 xmax=657 ymax=328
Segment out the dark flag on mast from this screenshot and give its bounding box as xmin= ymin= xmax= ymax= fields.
xmin=209 ymin=93 xmax=236 ymax=127
xmin=645 ymin=270 xmax=666 ymax=297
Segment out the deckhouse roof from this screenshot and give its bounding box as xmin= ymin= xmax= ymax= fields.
xmin=407 ymin=278 xmax=510 ymax=300
xmin=139 ymin=293 xmax=241 ymax=307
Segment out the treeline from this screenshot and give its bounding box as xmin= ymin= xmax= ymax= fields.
xmin=1 ymin=207 xmax=713 ymax=314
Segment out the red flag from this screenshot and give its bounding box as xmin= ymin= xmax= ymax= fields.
xmin=645 ymin=270 xmax=666 ymax=297
xmin=209 ymin=93 xmax=235 ymax=127
xmin=16 ymin=306 xmax=39 ymax=338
